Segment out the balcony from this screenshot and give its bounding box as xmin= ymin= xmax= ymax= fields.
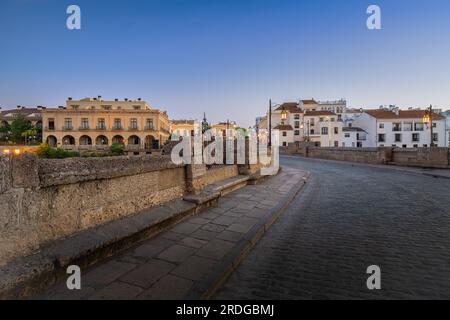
xmin=79 ymin=126 xmax=90 ymax=131
xmin=143 ymin=126 xmax=154 ymax=132
xmin=62 ymin=126 xmax=73 ymax=131
xmin=111 ymin=126 xmax=123 ymax=131
xmin=96 ymin=126 xmax=106 ymax=130
xmin=45 ymin=127 xmax=55 ymax=131
xmin=128 ymin=127 xmax=139 ymax=131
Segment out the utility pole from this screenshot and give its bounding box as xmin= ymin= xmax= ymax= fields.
xmin=269 ymin=99 xmax=272 ymax=147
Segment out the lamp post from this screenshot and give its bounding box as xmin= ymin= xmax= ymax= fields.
xmin=269 ymin=99 xmax=272 ymax=147
xmin=423 ymin=105 xmax=434 ymax=147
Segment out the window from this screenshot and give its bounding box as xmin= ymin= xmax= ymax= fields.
xmin=357 ymin=142 xmax=362 ymax=148
xmin=64 ymin=118 xmax=72 ymax=129
xmin=403 ymin=122 xmax=412 ymax=131
xmin=423 ymin=144 xmax=428 ymax=147
xmin=345 ymin=133 xmax=350 ymax=138
xmin=81 ymin=118 xmax=89 ymax=129
xmin=433 ymin=133 xmax=439 ymax=141
xmin=334 ymin=141 xmax=339 ymax=147
xmin=310 ymin=119 xmax=315 ymax=126
xmin=282 ymin=131 xmax=287 ymax=137
xmin=378 ymin=134 xmax=386 ymax=142
xmin=395 ymin=134 xmax=402 ymax=142
xmin=412 ymin=133 xmax=420 ymax=142
xmin=133 ymin=106 xmax=141 ymax=110
xmin=114 ymin=119 xmax=122 ymax=129
xmin=294 ymin=121 xmax=300 ymax=128
xmin=48 ymin=119 xmax=55 ymax=130
xmin=413 ymin=144 xmax=418 ymax=148
xmin=294 ymin=130 xmax=300 ymax=136
xmin=338 ymin=115 xmax=342 ymax=121
xmin=294 ymin=114 xmax=300 ymax=120
xmin=282 ymin=142 xmax=287 ymax=147
xmin=321 ymin=127 xmax=328 ymax=135
xmin=334 ymin=127 xmax=339 ymax=134
xmin=414 ymin=123 xmax=424 ymax=131
xmin=310 ymin=129 xmax=315 ymax=135
xmin=432 ymin=122 xmax=437 ymax=128
xmin=130 ymin=118 xmax=138 ymax=129
xmin=402 ymin=145 xmax=407 ymax=148
xmin=331 ymin=118 xmax=335 ymax=122
xmin=146 ymin=119 xmax=154 ymax=130
xmin=392 ymin=123 xmax=402 ymax=131
xmin=319 ymin=117 xmax=324 ymax=122
xmin=98 ymin=118 xmax=105 ymax=129
xmin=379 ymin=123 xmax=385 ymax=129
xmin=102 ymin=106 xmax=112 ymax=110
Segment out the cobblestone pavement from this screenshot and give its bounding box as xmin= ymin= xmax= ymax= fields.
xmin=39 ymin=166 xmax=307 ymax=300
xmin=215 ymin=156 xmax=450 ymax=300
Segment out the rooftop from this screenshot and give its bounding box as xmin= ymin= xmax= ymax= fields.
xmin=365 ymin=109 xmax=446 ymax=120
xmin=274 ymin=124 xmax=294 ymax=131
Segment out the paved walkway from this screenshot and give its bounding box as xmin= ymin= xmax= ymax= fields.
xmin=39 ymin=166 xmax=308 ymax=300
xmin=215 ymin=156 xmax=450 ymax=300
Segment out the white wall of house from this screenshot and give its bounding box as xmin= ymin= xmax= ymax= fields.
xmin=342 ymin=130 xmax=369 ymax=148
xmin=303 ymin=115 xmax=343 ymax=147
xmin=279 ymin=130 xmax=294 ymax=147
xmin=353 ymin=113 xmax=446 ymax=148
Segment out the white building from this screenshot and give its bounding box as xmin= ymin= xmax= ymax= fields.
xmin=259 ymin=101 xmax=344 ymax=147
xmin=443 ymin=110 xmax=450 ymax=147
xmin=342 ymin=127 xmax=369 ymax=148
xmin=302 ymin=111 xmax=343 ymax=147
xmin=299 ymin=99 xmax=347 ymax=121
xmin=352 ymin=108 xmax=447 ymax=148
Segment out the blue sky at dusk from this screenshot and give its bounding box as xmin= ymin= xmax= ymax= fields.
xmin=1 ymin=0 xmax=450 ymax=127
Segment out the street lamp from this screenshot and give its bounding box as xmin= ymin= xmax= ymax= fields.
xmin=281 ymin=108 xmax=287 ymax=122
xmin=423 ymin=105 xmax=434 ymax=147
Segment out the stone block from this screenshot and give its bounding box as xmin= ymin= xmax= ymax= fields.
xmin=0 ymin=156 xmax=11 ymax=194
xmin=12 ymin=153 xmax=39 ymax=188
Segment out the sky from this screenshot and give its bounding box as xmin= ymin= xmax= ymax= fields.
xmin=1 ymin=0 xmax=450 ymax=127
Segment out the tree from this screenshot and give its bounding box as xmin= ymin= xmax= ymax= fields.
xmin=0 ymin=122 xmax=11 ymax=143
xmin=21 ymin=128 xmax=38 ymax=145
xmin=10 ymin=114 xmax=32 ymax=144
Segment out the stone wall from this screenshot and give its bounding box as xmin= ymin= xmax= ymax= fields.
xmin=391 ymin=148 xmax=450 ymax=169
xmin=306 ymin=147 xmax=391 ymax=165
xmin=0 ymin=154 xmax=186 ymax=265
xmin=287 ymin=143 xmax=450 ymax=168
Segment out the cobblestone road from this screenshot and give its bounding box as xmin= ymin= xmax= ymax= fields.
xmin=215 ymin=156 xmax=450 ymax=299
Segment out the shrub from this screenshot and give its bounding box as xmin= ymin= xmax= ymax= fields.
xmin=110 ymin=142 xmax=125 ymax=156
xmin=37 ymin=143 xmax=79 ymax=159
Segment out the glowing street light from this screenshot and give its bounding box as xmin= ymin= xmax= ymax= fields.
xmin=14 ymin=149 xmax=21 ymax=155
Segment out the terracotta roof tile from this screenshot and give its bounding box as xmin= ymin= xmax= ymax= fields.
xmin=365 ymin=109 xmax=445 ymax=120
xmin=274 ymin=124 xmax=294 ymax=131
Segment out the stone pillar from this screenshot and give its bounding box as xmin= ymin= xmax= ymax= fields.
xmin=185 ymin=163 xmax=207 ymax=194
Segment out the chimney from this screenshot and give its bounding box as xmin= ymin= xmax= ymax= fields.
xmin=17 ymin=105 xmax=21 ymax=109
xmin=115 ymin=98 xmax=119 ymax=101
xmin=138 ymin=98 xmax=142 ymax=101
xmin=394 ymin=107 xmax=400 ymax=116
xmin=37 ymin=106 xmax=42 ymax=110
xmin=98 ymin=95 xmax=102 ymax=100
xmin=125 ymin=98 xmax=128 ymax=102
xmin=68 ymin=97 xmax=72 ymax=101
xmin=58 ymin=106 xmax=64 ymax=109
